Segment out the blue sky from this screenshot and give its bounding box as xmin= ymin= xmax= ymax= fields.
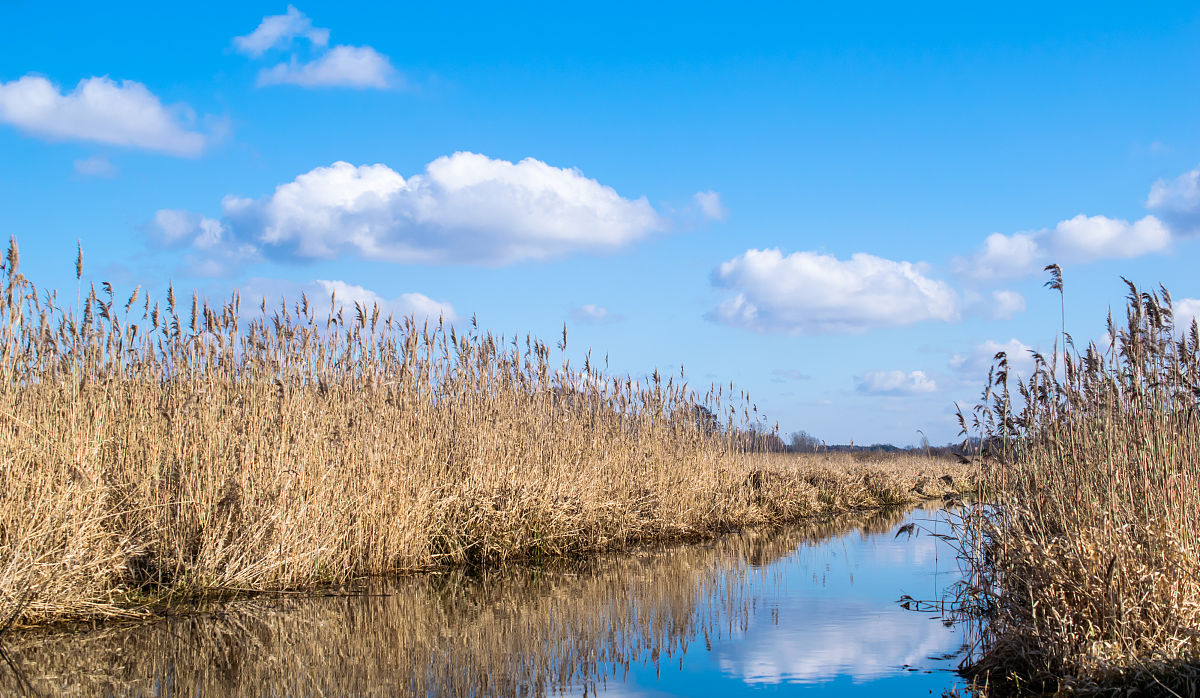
xmin=4 ymin=2 xmax=1200 ymax=445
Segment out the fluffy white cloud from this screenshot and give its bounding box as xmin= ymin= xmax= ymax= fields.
xmin=0 ymin=75 xmax=207 ymax=155
xmin=257 ymin=46 xmax=396 ymax=89
xmin=241 ymin=277 xmax=455 ymax=323
xmin=709 ymin=249 xmax=959 ymax=334
xmin=73 ymin=155 xmax=116 ymax=177
xmin=855 ymin=370 xmax=937 ymax=396
xmin=1147 ymin=166 xmax=1200 ymax=235
xmin=150 ymin=209 xmax=259 ymax=276
xmin=215 ymin=152 xmax=662 ymax=265
xmin=570 ymin=304 xmax=621 ymax=323
xmin=956 ymin=214 xmax=1171 ymax=280
xmin=693 ymin=190 xmax=728 ymax=221
xmin=990 ymin=290 xmax=1026 ymax=319
xmin=233 ymin=5 xmax=330 ymax=56
xmin=1175 ymin=298 xmax=1200 ymax=334
xmin=235 ymin=6 xmax=396 ymax=90
xmin=950 ymin=338 xmax=1036 ymax=382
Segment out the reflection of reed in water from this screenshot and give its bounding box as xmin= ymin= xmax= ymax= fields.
xmin=1 ymin=508 xmax=919 ymax=697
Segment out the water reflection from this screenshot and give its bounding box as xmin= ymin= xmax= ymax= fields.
xmin=1 ymin=504 xmax=968 ymax=696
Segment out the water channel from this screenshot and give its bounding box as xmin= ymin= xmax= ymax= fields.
xmin=1 ymin=503 xmax=974 ymax=696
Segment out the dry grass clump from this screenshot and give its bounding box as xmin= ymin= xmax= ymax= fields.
xmin=957 ymin=274 xmax=1200 ymax=694
xmin=0 ymin=509 xmax=915 ymax=697
xmin=0 ymin=236 xmax=970 ymax=628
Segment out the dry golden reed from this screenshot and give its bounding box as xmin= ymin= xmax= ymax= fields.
xmin=0 ymin=509 xmax=918 ymax=697
xmin=0 ymin=236 xmax=970 ymax=628
xmin=958 ymin=272 xmax=1200 ymax=694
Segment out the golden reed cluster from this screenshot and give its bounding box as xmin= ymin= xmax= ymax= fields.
xmin=958 ymin=273 xmax=1200 ymax=694
xmin=1 ymin=508 xmax=920 ymax=696
xmin=0 ymin=237 xmax=969 ymax=628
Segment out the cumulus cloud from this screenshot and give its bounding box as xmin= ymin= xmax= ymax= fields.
xmin=1175 ymin=298 xmax=1200 ymax=334
xmin=0 ymin=75 xmax=207 ymax=155
xmin=73 ymin=155 xmax=116 ymax=177
xmin=1147 ymin=166 xmax=1200 ymax=235
xmin=950 ymin=338 xmax=1036 ymax=382
xmin=240 ymin=277 xmax=455 ymax=323
xmin=150 ymin=209 xmax=260 ymax=276
xmin=257 ymin=45 xmax=396 ymax=89
xmin=236 ymin=6 xmax=396 ymax=90
xmin=570 ymin=304 xmax=621 ymax=323
xmin=693 ymin=190 xmax=728 ymax=221
xmin=233 ymin=5 xmax=330 ymax=57
xmin=956 ymin=214 xmax=1171 ymax=280
xmin=709 ymin=249 xmax=959 ymax=334
xmin=990 ymin=290 xmax=1026 ymax=320
xmin=855 ymin=370 xmax=937 ymax=396
xmin=207 ymin=152 xmax=662 ymax=265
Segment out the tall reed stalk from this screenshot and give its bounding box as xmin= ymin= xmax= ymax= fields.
xmin=958 ymin=275 xmax=1200 ymax=693
xmin=0 ymin=237 xmax=969 ymax=628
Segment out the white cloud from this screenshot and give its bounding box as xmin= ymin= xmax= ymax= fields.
xmin=73 ymin=155 xmax=116 ymax=177
xmin=0 ymin=75 xmax=207 ymax=156
xmin=233 ymin=5 xmax=330 ymax=57
xmin=215 ymin=152 xmax=662 ymax=265
xmin=241 ymin=277 xmax=455 ymax=323
xmin=956 ymin=214 xmax=1171 ymax=280
xmin=1147 ymin=166 xmax=1200 ymax=235
xmin=950 ymin=338 xmax=1036 ymax=382
xmin=1175 ymin=298 xmax=1200 ymax=334
xmin=990 ymin=290 xmax=1026 ymax=320
xmin=150 ymin=209 xmax=259 ymax=277
xmin=235 ymin=6 xmax=396 ymax=90
xmin=709 ymin=249 xmax=959 ymax=334
xmin=693 ymin=190 xmax=728 ymax=221
xmin=257 ymin=45 xmax=396 ymax=89
xmin=855 ymin=370 xmax=937 ymax=396
xmin=570 ymin=304 xmax=621 ymax=323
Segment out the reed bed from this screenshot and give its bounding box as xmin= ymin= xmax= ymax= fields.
xmin=957 ymin=274 xmax=1200 ymax=694
xmin=0 ymin=236 xmax=970 ymax=628
xmin=0 ymin=508 xmax=918 ymax=697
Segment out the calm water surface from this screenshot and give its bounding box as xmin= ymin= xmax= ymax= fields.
xmin=2 ymin=504 xmax=972 ymax=696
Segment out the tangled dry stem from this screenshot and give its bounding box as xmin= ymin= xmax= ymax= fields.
xmin=958 ymin=278 xmax=1200 ymax=694
xmin=0 ymin=236 xmax=971 ymax=629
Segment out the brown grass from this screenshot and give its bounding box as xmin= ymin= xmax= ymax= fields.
xmin=956 ymin=276 xmax=1200 ymax=694
xmin=0 ymin=508 xmax=920 ymax=697
xmin=0 ymin=236 xmax=972 ymax=628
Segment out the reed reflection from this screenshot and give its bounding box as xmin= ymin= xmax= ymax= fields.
xmin=1 ymin=506 xmax=962 ymax=697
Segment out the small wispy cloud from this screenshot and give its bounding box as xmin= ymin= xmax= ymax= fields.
xmin=950 ymin=338 xmax=1036 ymax=381
xmin=990 ymin=290 xmax=1026 ymax=320
xmin=770 ymin=368 xmax=812 ymax=383
xmin=233 ymin=5 xmax=330 ymax=57
xmin=855 ymin=370 xmax=937 ymax=396
xmin=73 ymin=155 xmax=117 ymax=177
xmin=257 ymin=45 xmax=396 ymax=89
xmin=235 ymin=6 xmax=397 ymax=90
xmin=1147 ymin=165 xmax=1200 ymax=236
xmin=693 ymin=190 xmax=728 ymax=221
xmin=570 ymin=304 xmax=622 ymax=323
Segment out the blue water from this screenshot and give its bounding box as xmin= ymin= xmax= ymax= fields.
xmin=565 ymin=505 xmax=970 ymax=696
xmin=0 ymin=504 xmax=974 ymax=696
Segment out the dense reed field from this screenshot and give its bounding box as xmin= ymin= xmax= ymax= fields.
xmin=1 ymin=507 xmax=920 ymax=696
xmin=958 ymin=271 xmax=1200 ymax=694
xmin=0 ymin=237 xmax=971 ymax=628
